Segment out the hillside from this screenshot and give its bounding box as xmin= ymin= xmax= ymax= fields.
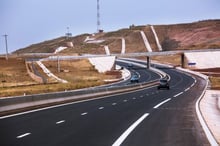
xmin=13 ymin=20 xmax=220 ymax=55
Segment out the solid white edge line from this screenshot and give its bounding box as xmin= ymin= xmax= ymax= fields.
xmin=112 ymin=113 xmax=149 ymax=146
xmin=16 ymin=133 xmax=31 ymax=139
xmin=195 ymin=83 xmax=219 ymax=146
xmin=153 ymin=98 xmax=171 ymax=109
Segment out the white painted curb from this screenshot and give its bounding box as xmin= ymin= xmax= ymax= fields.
xmin=177 ymin=67 xmax=219 ymax=146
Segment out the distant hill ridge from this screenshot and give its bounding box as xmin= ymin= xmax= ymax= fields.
xmin=14 ymin=19 xmax=220 ymax=54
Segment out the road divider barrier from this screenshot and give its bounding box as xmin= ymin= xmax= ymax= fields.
xmin=0 ymin=65 xmax=166 ymax=117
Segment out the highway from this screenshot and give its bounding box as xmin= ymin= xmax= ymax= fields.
xmin=0 ymin=61 xmax=210 ymax=146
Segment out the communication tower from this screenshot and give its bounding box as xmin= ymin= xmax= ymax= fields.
xmin=97 ymin=0 xmax=103 ymax=33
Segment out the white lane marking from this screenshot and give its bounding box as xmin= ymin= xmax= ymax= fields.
xmin=140 ymin=95 xmax=143 ymax=98
xmin=16 ymin=133 xmax=31 ymax=139
xmin=99 ymin=107 xmax=104 ymax=110
xmin=112 ymin=113 xmax=149 ymax=146
xmin=123 ymin=100 xmax=127 ymax=102
xmin=146 ymin=94 xmax=149 ymax=96
xmin=173 ymin=92 xmax=184 ymax=98
xmin=0 ymin=83 xmax=157 ymax=119
xmin=153 ymin=98 xmax=171 ymax=109
xmin=184 ymin=87 xmax=190 ymax=92
xmin=56 ymin=120 xmax=65 ymax=124
xmin=81 ymin=112 xmax=88 ymax=116
xmin=112 ymin=103 xmax=117 ymax=106
xmin=132 ymin=97 xmax=136 ymax=100
xmin=191 ymin=83 xmax=195 ymax=87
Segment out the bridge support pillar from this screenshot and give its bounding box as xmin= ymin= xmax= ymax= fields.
xmin=147 ymin=56 xmax=150 ymax=69
xmin=181 ymin=53 xmax=185 ymax=68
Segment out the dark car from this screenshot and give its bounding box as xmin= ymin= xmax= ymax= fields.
xmin=130 ymin=74 xmax=139 ymax=83
xmin=158 ymin=78 xmax=170 ymax=90
xmin=127 ymin=63 xmax=133 ymax=68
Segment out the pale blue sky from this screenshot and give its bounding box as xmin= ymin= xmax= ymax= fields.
xmin=0 ymin=0 xmax=220 ymax=54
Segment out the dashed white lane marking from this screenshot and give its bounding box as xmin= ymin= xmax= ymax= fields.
xmin=191 ymin=83 xmax=195 ymax=87
xmin=81 ymin=112 xmax=88 ymax=116
xmin=16 ymin=133 xmax=31 ymax=139
xmin=140 ymin=95 xmax=143 ymax=98
xmin=184 ymin=87 xmax=190 ymax=92
xmin=123 ymin=100 xmax=127 ymax=102
xmin=112 ymin=113 xmax=149 ymax=146
xmin=132 ymin=97 xmax=136 ymax=100
xmin=99 ymin=107 xmax=104 ymax=110
xmin=153 ymin=98 xmax=171 ymax=109
xmin=56 ymin=120 xmax=65 ymax=124
xmin=173 ymin=92 xmax=184 ymax=98
xmin=112 ymin=103 xmax=117 ymax=106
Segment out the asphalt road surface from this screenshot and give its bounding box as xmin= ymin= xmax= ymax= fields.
xmin=0 ymin=62 xmax=209 ymax=146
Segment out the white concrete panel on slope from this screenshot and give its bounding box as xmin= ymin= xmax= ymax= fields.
xmin=185 ymin=51 xmax=220 ymax=69
xmin=89 ymin=56 xmax=116 ymax=73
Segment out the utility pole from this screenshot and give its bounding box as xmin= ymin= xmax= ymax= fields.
xmin=3 ymin=34 xmax=9 ymax=60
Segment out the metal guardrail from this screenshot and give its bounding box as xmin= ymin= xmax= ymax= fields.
xmin=0 ymin=78 xmax=160 ymax=116
xmin=0 ymin=59 xmax=166 ymax=116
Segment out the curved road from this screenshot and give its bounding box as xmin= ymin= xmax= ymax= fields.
xmin=0 ymin=61 xmax=209 ymax=146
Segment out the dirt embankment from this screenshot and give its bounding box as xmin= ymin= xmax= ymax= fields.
xmin=156 ymin=20 xmax=220 ymax=51
xmin=0 ymin=57 xmax=36 ymax=87
xmin=0 ymin=57 xmax=121 ymax=97
xmin=13 ymin=20 xmax=220 ymax=55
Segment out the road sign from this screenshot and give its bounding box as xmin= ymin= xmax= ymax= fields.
xmin=188 ymin=62 xmax=196 ymax=66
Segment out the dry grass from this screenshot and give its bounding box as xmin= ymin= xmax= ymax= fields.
xmin=209 ymin=77 xmax=220 ymax=90
xmin=0 ymin=57 xmax=120 ymax=97
xmin=0 ymin=57 xmax=36 ymax=87
xmin=151 ymin=55 xmax=182 ymax=66
xmin=43 ymin=59 xmax=117 ymax=83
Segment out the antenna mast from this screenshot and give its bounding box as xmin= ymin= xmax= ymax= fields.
xmin=3 ymin=34 xmax=9 ymax=60
xmin=97 ymin=0 xmax=101 ymax=32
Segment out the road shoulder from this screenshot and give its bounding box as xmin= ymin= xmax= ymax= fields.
xmin=200 ymin=90 xmax=220 ymax=145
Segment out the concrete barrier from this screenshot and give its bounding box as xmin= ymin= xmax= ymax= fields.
xmin=0 ymin=78 xmax=159 ymax=117
xmin=0 ymin=60 xmax=165 ymax=117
